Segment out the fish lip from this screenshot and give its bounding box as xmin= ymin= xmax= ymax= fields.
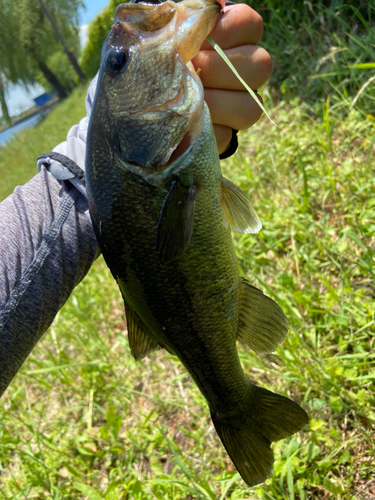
xmin=113 ymin=0 xmax=221 ymax=63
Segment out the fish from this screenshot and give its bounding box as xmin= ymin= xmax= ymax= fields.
xmin=85 ymin=0 xmax=309 ymax=486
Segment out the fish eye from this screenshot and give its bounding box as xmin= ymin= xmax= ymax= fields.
xmin=106 ymin=48 xmax=129 ymax=73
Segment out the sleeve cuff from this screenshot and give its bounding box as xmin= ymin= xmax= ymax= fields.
xmin=219 ymin=129 xmax=239 ymax=160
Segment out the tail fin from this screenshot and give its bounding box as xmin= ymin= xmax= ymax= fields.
xmin=211 ymin=385 xmax=308 ymax=486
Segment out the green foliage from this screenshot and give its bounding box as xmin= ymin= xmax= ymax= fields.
xmin=247 ymin=0 xmax=375 ymax=115
xmin=80 ymin=0 xmax=124 ymax=79
xmin=17 ymin=0 xmax=83 ymax=61
xmin=0 ymin=0 xmax=37 ymax=119
xmin=0 ymin=0 xmax=36 ymax=85
xmin=38 ymin=49 xmax=80 ymax=93
xmin=0 ymin=0 xmax=83 ymax=105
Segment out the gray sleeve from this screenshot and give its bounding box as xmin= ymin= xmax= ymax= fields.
xmin=0 ymin=76 xmax=101 ymax=395
xmin=0 ymin=168 xmax=100 ymax=395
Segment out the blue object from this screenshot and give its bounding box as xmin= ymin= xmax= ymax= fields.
xmin=33 ymin=92 xmax=54 ymax=107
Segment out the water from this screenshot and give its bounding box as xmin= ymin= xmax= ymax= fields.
xmin=0 ymin=110 xmax=50 ymax=148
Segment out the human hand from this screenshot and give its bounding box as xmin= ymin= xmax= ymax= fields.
xmin=192 ymin=3 xmax=271 ymax=155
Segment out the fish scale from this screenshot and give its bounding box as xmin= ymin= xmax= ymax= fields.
xmin=86 ymin=0 xmax=308 ymax=486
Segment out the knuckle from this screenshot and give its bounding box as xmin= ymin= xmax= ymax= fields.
xmin=256 ymin=47 xmax=272 ymax=81
xmin=238 ymin=94 xmax=263 ymax=130
xmin=229 ymin=4 xmax=264 ymax=43
xmin=251 ymin=11 xmax=264 ymax=41
xmin=238 ymin=4 xmax=263 ymax=41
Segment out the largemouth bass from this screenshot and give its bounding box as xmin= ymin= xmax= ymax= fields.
xmin=86 ymin=0 xmax=308 ymax=486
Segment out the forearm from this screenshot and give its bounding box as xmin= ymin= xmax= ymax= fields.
xmin=0 ymin=167 xmax=99 ymax=395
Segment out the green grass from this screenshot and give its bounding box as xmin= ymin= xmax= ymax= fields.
xmin=0 ymin=90 xmax=374 ymax=499
xmin=0 ymin=85 xmax=88 ymax=202
xmin=250 ymin=0 xmax=375 ymax=117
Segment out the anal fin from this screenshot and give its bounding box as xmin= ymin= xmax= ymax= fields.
xmin=220 ymin=177 xmax=261 ymax=234
xmin=124 ymin=302 xmax=160 ymax=360
xmin=237 ymin=278 xmax=288 ymax=353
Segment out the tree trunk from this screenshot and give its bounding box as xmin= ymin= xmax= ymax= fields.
xmin=37 ymin=59 xmax=68 ymax=99
xmin=37 ymin=0 xmax=87 ymax=84
xmin=0 ymin=75 xmax=11 ymax=125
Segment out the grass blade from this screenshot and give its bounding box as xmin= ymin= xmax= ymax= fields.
xmin=206 ymin=35 xmax=276 ymax=125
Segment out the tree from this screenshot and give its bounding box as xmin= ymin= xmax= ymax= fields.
xmin=37 ymin=0 xmax=86 ymax=84
xmin=0 ymin=0 xmax=37 ymax=121
xmin=0 ymin=0 xmax=84 ymax=118
xmin=0 ymin=74 xmax=11 ymax=124
xmin=16 ymin=0 xmax=85 ymax=98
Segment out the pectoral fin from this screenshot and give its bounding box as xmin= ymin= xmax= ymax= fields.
xmin=221 ymin=177 xmax=261 ymax=234
xmin=237 ymin=278 xmax=288 ymax=353
xmin=124 ymin=302 xmax=160 ymax=360
xmin=156 ymin=180 xmax=196 ymax=263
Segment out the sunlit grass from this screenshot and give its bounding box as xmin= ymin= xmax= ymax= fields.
xmin=0 ymin=85 xmax=88 ymax=203
xmin=252 ymin=0 xmax=375 ymax=117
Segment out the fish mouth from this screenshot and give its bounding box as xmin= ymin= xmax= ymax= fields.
xmin=114 ymin=0 xmax=221 ymax=63
xmin=109 ymin=0 xmax=221 ymax=173
xmin=132 ymin=60 xmax=203 ymax=167
xmin=114 ymin=59 xmax=204 ymax=172
xmin=115 ymin=0 xmax=220 ymax=47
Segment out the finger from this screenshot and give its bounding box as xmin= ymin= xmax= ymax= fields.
xmin=199 ymin=4 xmax=263 ymax=51
xmin=206 ymin=89 xmax=263 ymax=130
xmin=193 ymin=45 xmax=271 ymax=91
xmin=213 ymin=124 xmax=233 ymax=155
